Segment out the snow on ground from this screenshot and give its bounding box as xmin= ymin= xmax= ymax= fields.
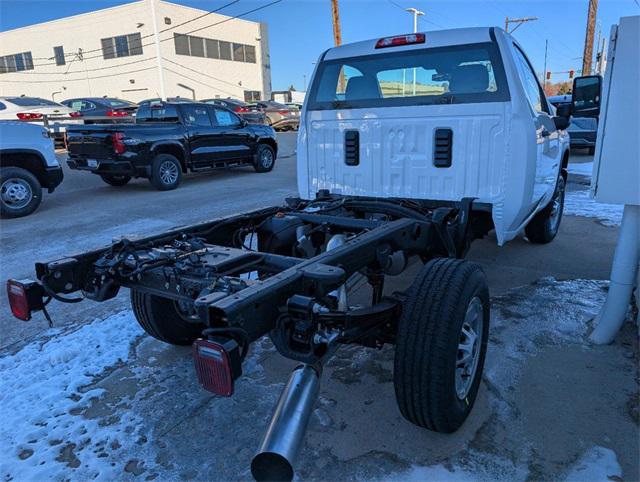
xmin=564 ymin=189 xmax=623 ymax=227
xmin=0 ymin=311 xmax=144 ymax=480
xmin=564 ymin=446 xmax=622 ymax=481
xmin=0 ymin=278 xmax=632 ymax=480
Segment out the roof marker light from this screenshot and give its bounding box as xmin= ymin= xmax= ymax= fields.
xmin=375 ymin=33 xmax=426 ymax=49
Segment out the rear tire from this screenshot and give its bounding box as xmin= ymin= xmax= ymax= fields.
xmin=0 ymin=167 xmax=42 ymax=219
xmin=130 ymin=290 xmax=205 ymax=345
xmin=100 ymin=174 xmax=131 ymax=186
xmin=394 ymin=258 xmax=490 ymax=433
xmin=254 ymin=144 xmax=276 ymax=173
xmin=150 ymin=154 xmax=182 ymax=191
xmin=525 ymin=176 xmax=565 ymax=244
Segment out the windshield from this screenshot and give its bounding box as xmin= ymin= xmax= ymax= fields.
xmin=6 ymin=97 xmax=61 ymax=107
xmin=308 ymin=42 xmax=509 ymax=110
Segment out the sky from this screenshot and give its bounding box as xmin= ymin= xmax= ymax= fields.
xmin=0 ymin=0 xmax=637 ymax=92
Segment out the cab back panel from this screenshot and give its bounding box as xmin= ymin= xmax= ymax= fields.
xmin=303 ymin=104 xmax=506 ymax=203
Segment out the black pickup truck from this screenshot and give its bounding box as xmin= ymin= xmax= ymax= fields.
xmin=65 ymin=101 xmax=278 ymax=190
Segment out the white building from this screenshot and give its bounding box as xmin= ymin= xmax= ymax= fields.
xmin=0 ymin=0 xmax=272 ymax=102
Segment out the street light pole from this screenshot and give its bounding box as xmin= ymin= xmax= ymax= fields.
xmin=149 ymin=0 xmax=166 ymax=101
xmin=406 ymin=7 xmax=424 ymax=96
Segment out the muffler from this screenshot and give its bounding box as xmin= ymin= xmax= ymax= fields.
xmin=251 ymin=364 xmax=322 ymax=481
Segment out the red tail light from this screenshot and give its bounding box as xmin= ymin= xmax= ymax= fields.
xmin=69 ymin=111 xmax=83 ymax=118
xmin=234 ymin=106 xmax=249 ymax=113
xmin=192 ymin=338 xmax=242 ymax=397
xmin=277 ymin=110 xmax=290 ymax=116
xmin=375 ymin=33 xmax=426 ymax=49
xmin=16 ymin=112 xmax=44 ymax=121
xmin=112 ymin=132 xmax=126 ymax=154
xmin=7 ymin=279 xmax=44 ymax=321
xmin=106 ymin=109 xmax=129 ymax=117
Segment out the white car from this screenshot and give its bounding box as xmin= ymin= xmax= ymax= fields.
xmin=0 ymin=121 xmax=63 ymax=218
xmin=299 ymin=27 xmax=571 ymax=245
xmin=0 ymin=96 xmax=82 ymax=144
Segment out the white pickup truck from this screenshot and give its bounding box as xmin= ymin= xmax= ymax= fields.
xmin=299 ymin=27 xmax=571 ymax=245
xmin=8 ymin=27 xmax=574 ymax=481
xmin=0 ymin=121 xmax=64 ymax=218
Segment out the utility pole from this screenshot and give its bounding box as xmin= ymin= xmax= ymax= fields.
xmin=330 ymin=0 xmax=345 ymax=92
xmin=330 ymin=0 xmax=342 ymax=46
xmin=581 ymin=0 xmax=598 ymax=76
xmin=505 ymin=16 xmax=538 ymax=33
xmin=406 ymin=7 xmax=424 ymax=96
xmin=149 ymin=0 xmax=166 ymax=100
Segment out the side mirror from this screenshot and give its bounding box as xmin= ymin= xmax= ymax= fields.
xmin=572 ymin=75 xmax=602 ymax=117
xmin=552 ymin=102 xmax=572 ymax=130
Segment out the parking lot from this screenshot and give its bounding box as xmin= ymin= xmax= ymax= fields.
xmin=0 ymin=138 xmax=637 ymax=481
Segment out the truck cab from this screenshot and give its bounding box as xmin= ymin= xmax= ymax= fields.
xmin=298 ymin=27 xmax=570 ymax=245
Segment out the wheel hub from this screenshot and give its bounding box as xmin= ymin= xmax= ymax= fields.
xmin=261 ymin=149 xmax=274 ymax=168
xmin=455 ymin=296 xmax=483 ymax=400
xmin=159 ymin=161 xmax=178 ymax=185
xmin=1 ymin=178 xmax=32 ymax=208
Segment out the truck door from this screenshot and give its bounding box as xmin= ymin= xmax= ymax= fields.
xmin=181 ymin=104 xmax=218 ymax=168
xmin=210 ymin=107 xmax=252 ymax=162
xmin=511 ymin=45 xmax=562 ymax=206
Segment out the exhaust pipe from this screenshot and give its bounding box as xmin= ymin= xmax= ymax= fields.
xmin=251 ymin=364 xmax=321 ymax=481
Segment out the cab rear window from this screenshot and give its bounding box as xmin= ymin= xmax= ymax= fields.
xmin=308 ymin=42 xmax=509 ymax=110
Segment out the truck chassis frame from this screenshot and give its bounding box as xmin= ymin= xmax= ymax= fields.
xmin=10 ymin=193 xmax=493 ymax=480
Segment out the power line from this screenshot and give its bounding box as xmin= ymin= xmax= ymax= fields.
xmin=163 ymin=67 xmax=240 ymax=98
xmin=0 ymin=66 xmax=156 ymax=83
xmin=27 ymin=0 xmax=281 ymax=67
xmin=161 ymin=57 xmax=243 ymax=89
xmin=3 ymin=56 xmax=156 ymax=75
xmin=28 ymin=0 xmax=240 ymax=60
xmin=385 ymin=0 xmax=447 ymax=29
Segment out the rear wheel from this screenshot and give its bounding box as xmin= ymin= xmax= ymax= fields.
xmin=130 ymin=289 xmax=205 ymax=345
xmin=150 ymin=154 xmax=182 ymax=191
xmin=394 ymin=258 xmax=490 ymax=433
xmin=100 ymin=174 xmax=131 ymax=186
xmin=525 ymin=176 xmax=565 ymax=244
xmin=254 ymin=144 xmax=276 ymax=173
xmin=0 ymin=167 xmax=42 ymax=219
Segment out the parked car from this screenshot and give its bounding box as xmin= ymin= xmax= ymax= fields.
xmin=0 ymin=96 xmax=82 ymax=145
xmin=0 ymin=122 xmax=63 ymax=218
xmin=65 ymin=101 xmax=277 ymax=190
xmin=251 ymin=100 xmax=299 ymax=131
xmin=201 ymin=98 xmax=267 ymax=125
xmin=548 ymin=94 xmax=597 ymax=154
xmin=61 ymin=97 xmax=137 ymax=124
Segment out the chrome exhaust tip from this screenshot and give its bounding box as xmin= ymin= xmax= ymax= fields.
xmin=251 ymin=364 xmax=321 ymax=481
xmin=251 ymin=451 xmax=294 ymax=482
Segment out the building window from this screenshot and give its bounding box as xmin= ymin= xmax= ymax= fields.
xmin=101 ymin=33 xmax=143 ymax=60
xmin=245 ymin=45 xmax=256 ymax=64
xmin=244 ymin=90 xmax=261 ymax=102
xmin=173 ymin=32 xmax=256 ymax=64
xmin=218 ymin=41 xmax=232 ymax=61
xmin=53 ymin=46 xmax=65 ymax=66
xmin=174 ymin=34 xmax=189 ymax=56
xmin=0 ymin=52 xmax=34 ymax=73
xmin=233 ymin=43 xmax=245 ymax=62
xmin=189 ymin=36 xmax=205 ymax=57
xmin=205 ymin=39 xmax=219 ymax=59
